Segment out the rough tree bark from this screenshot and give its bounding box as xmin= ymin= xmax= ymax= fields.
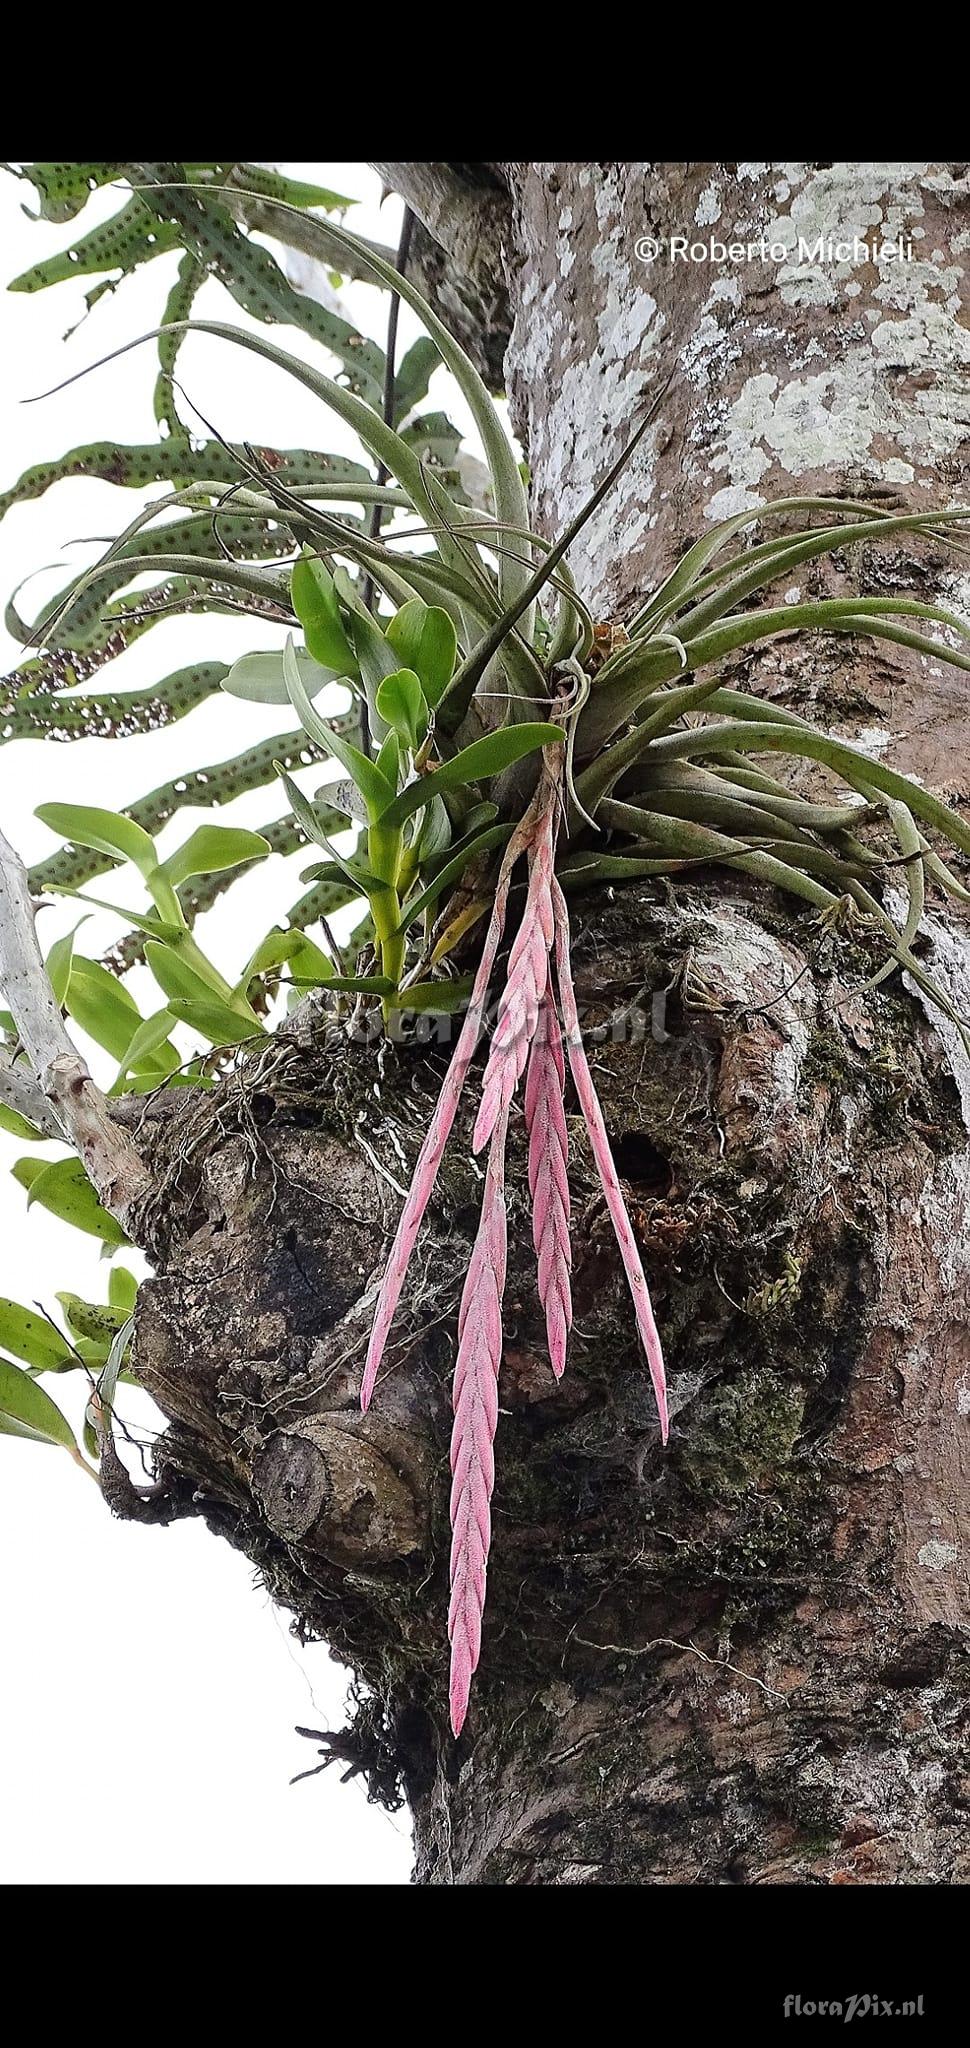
xmin=128 ymin=164 xmax=970 ymax=1883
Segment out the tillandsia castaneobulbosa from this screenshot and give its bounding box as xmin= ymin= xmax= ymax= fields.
xmin=361 ymin=695 xmax=668 ymax=1735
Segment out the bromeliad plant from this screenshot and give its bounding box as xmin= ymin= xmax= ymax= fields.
xmin=3 ymin=164 xmax=970 ymax=1734
xmin=358 ymin=719 xmax=669 ymax=1732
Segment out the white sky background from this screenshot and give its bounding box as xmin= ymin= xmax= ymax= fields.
xmin=0 ymin=162 xmax=484 ymax=1884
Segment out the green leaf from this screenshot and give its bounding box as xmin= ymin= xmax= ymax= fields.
xmin=298 ymin=861 xmax=368 ymax=892
xmin=397 ymin=977 xmax=475 ymax=1014
xmin=5 ymin=662 xmax=227 ymax=750
xmin=108 ymin=1267 xmax=138 ymax=1314
xmin=0 ymin=1101 xmax=49 ymax=1142
xmin=0 ymin=1298 xmax=75 ymax=1373
xmin=11 ymin=1157 xmax=47 ymax=1193
xmin=111 ymin=1009 xmax=181 ymax=1090
xmin=379 ymin=725 xmax=564 ymax=829
xmin=132 ymin=170 xmax=385 ymax=405
xmin=232 ymin=165 xmax=354 ymax=214
xmin=14 ymin=163 xmax=125 ymax=225
xmin=159 ymin=824 xmax=270 ymax=889
xmin=291 ymin=555 xmax=357 ymax=675
xmin=45 ymin=920 xmax=86 ymax=1006
xmin=0 ymin=1354 xmax=80 ymax=1453
xmin=35 ymin=802 xmax=157 ymax=877
xmin=375 ymin=668 xmax=427 ymax=749
xmin=56 ymin=1293 xmax=130 ymax=1345
xmin=9 ymin=197 xmax=181 ymax=293
xmin=283 ymin=637 xmax=394 ymax=819
xmin=220 ymin=647 xmax=342 ymax=706
xmin=345 ymin=593 xmax=402 ymax=736
xmin=275 ymin=771 xmax=386 ymax=893
xmin=286 ymin=974 xmax=396 ymax=996
xmin=19 ymin=1156 xmax=129 ymax=1246
xmin=392 ymin=338 xmax=439 ymax=423
xmin=394 ymin=824 xmax=511 ymax=932
xmin=165 ymin=997 xmax=265 ymax=1045
xmin=48 ymin=885 xmax=182 ymax=942
xmin=237 ymin=927 xmax=332 ymax=995
xmin=144 ymin=941 xmax=260 ymax=1024
xmin=0 ymin=439 xmax=370 ymax=528
xmin=285 ymin=213 xmax=532 ymax=612
xmin=95 ymin=1311 xmax=136 ymax=1427
xmin=375 ymin=729 xmax=401 ymax=790
xmin=156 ymin=252 xmax=205 ymax=435
xmin=413 ymin=795 xmax=452 ymax=865
xmin=385 ymin=599 xmax=458 ymax=706
xmin=64 ymin=958 xmax=175 ymax=1071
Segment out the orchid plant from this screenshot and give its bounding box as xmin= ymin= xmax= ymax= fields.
xmin=3 ymin=164 xmax=970 ymax=1734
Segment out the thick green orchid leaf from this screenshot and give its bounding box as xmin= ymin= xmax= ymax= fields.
xmin=376 ymin=669 xmax=427 ymax=749
xmin=15 ymin=1155 xmax=129 ymax=1246
xmin=0 ymin=1354 xmax=82 ymax=1456
xmin=144 ymin=941 xmax=259 ymax=1023
xmin=111 ymin=1010 xmax=181 ymax=1090
xmin=291 ymin=555 xmax=357 ymax=674
xmin=385 ymin=599 xmax=458 ymax=706
xmin=64 ymin=958 xmax=178 ymax=1073
xmin=379 ymin=725 xmax=563 ymax=830
xmin=158 ymin=825 xmax=270 ymax=889
xmin=236 ymin=927 xmax=332 ymax=997
xmin=221 ymin=647 xmax=342 ymax=707
xmin=0 ymin=1298 xmax=75 ymax=1373
xmin=108 ymin=1267 xmax=138 ymax=1313
xmin=56 ymin=1293 xmax=130 ymax=1346
xmin=164 ymin=997 xmax=265 ymax=1046
xmin=283 ymin=637 xmax=394 ymax=818
xmin=393 ymin=824 xmax=511 ymax=932
xmin=35 ymin=802 xmax=157 ymax=876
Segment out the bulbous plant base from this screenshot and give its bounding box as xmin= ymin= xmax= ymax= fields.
xmin=130 ymin=881 xmax=970 ymax=1883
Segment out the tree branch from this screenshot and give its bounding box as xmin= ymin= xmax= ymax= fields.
xmin=0 ymin=827 xmax=152 ymax=1232
xmin=368 ymin=163 xmax=513 ymax=392
xmin=0 ymin=1045 xmax=64 ymax=1138
xmin=226 ymin=184 xmax=400 ymax=284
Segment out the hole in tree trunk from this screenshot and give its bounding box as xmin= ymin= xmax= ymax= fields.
xmin=610 ymin=1131 xmax=672 ymax=1195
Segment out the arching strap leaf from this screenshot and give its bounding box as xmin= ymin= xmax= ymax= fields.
xmin=0 ymin=439 xmax=373 ymax=525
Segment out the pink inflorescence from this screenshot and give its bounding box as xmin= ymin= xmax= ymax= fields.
xmin=362 ymin=757 xmax=668 ymax=1736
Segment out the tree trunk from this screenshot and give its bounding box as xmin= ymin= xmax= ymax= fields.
xmin=130 ymin=164 xmax=970 ymax=1884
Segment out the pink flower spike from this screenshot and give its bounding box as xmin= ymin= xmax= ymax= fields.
xmin=360 ymin=820 xmax=530 ymax=1413
xmin=448 ymin=1106 xmax=510 ymax=1737
xmin=524 ymin=973 xmax=572 ymax=1379
xmin=551 ymin=879 xmax=669 ymax=1443
xmin=474 ymin=819 xmax=555 ymax=1155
